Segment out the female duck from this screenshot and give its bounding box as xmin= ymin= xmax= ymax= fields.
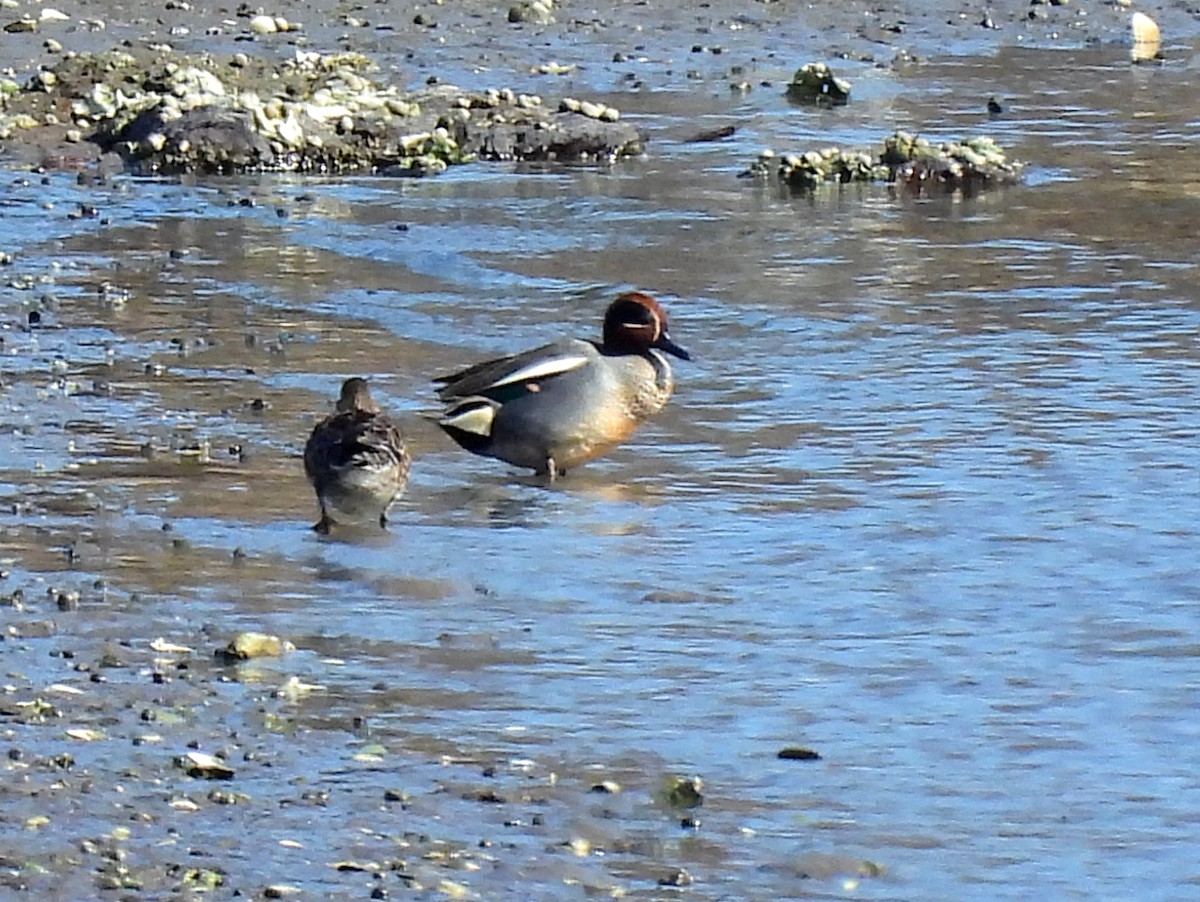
xmin=304 ymin=377 xmax=410 ymax=532
xmin=434 ymin=292 xmax=689 ymax=479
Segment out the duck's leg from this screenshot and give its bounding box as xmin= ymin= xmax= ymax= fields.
xmin=546 ymin=456 xmax=558 ymax=482
xmin=379 ymin=511 xmax=389 ymax=529
xmin=312 ymin=505 xmax=334 ymax=534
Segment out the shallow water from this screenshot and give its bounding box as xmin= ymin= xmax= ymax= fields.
xmin=3 ymin=38 xmax=1200 ymax=901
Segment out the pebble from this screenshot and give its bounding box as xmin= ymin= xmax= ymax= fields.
xmin=1130 ymin=11 xmax=1161 ymax=62
xmin=778 ymin=746 xmax=822 ymax=760
xmin=248 ymin=14 xmax=277 ymax=35
xmin=508 ymin=0 xmax=555 ymax=25
xmin=658 ymin=868 xmax=693 ymax=887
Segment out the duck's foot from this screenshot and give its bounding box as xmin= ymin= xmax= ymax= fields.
xmin=546 ymin=457 xmax=558 ymax=482
xmin=312 ymin=515 xmax=333 ymax=535
xmin=379 ymin=512 xmax=389 ymax=529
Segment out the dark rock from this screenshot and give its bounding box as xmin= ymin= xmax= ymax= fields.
xmin=102 ymin=106 xmax=275 ymax=174
xmin=777 ymin=746 xmax=822 ymax=760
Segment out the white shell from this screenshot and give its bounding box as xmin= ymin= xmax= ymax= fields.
xmin=1130 ymin=12 xmax=1161 ymax=62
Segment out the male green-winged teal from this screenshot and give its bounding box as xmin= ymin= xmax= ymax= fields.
xmin=304 ymin=377 xmax=410 ymax=532
xmin=434 ymin=292 xmax=689 ymax=479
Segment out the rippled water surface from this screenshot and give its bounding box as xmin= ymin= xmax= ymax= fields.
xmin=3 ymin=40 xmax=1200 ymax=900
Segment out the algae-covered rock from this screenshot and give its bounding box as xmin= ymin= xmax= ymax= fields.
xmin=786 ymin=62 xmax=851 ymax=106
xmin=660 ymin=774 xmax=704 ymax=809
xmin=743 ymin=131 xmax=1023 ymax=194
xmin=219 ymin=631 xmax=295 ymax=661
xmin=178 ymin=868 xmax=225 ymax=891
xmin=0 ymin=47 xmax=642 ymax=175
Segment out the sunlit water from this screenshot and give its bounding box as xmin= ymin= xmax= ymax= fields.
xmin=2 ymin=42 xmax=1199 ymax=900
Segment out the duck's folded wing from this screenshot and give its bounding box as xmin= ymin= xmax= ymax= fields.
xmin=352 ymin=419 xmax=409 ymax=470
xmin=435 ymin=339 xmax=592 ymax=401
xmin=310 ymin=413 xmax=408 ymax=474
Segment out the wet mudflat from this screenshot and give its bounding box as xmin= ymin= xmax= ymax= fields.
xmin=2 ymin=1 xmax=1200 ymax=899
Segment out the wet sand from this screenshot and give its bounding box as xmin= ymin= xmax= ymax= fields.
xmin=1 ymin=0 xmax=1197 ymax=899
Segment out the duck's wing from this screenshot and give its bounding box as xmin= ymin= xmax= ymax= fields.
xmin=344 ymin=413 xmax=409 ymax=473
xmin=307 ymin=412 xmax=408 ymax=478
xmin=434 ymin=338 xmax=593 ymax=402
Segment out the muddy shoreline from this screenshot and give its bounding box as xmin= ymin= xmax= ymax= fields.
xmin=1 ymin=0 xmax=1196 ymax=899
xmin=0 ymin=0 xmax=1173 ymax=171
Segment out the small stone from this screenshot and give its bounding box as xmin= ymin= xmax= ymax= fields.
xmin=262 ymin=885 xmax=300 ymax=898
xmin=21 ymin=620 xmax=56 ymax=638
xmin=658 ymin=868 xmax=693 ymax=887
xmin=66 ymin=728 xmax=105 ymax=741
xmin=1130 ymin=11 xmax=1161 ymax=62
xmin=178 ymin=750 xmax=234 ymax=780
xmin=248 ymin=14 xmax=277 ymax=34
xmin=508 ymin=0 xmax=554 ymax=25
xmin=777 ymin=746 xmax=822 ymax=761
xmin=219 ymin=631 xmax=294 ymax=661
